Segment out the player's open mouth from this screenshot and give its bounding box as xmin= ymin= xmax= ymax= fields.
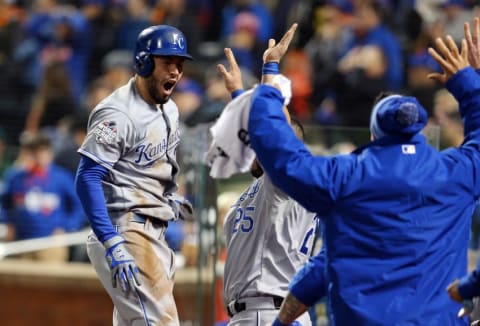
xmin=164 ymin=81 xmax=176 ymax=91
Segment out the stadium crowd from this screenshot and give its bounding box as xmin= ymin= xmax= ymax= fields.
xmin=0 ymin=0 xmax=477 ymax=281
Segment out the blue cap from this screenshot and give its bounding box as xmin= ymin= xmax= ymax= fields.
xmin=370 ymin=95 xmax=428 ymax=139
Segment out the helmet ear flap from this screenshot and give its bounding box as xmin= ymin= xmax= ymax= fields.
xmin=134 ymin=51 xmax=154 ymax=77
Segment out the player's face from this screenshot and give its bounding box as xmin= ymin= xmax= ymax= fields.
xmin=32 ymin=146 xmax=53 ymax=169
xmin=147 ymin=56 xmax=185 ymax=104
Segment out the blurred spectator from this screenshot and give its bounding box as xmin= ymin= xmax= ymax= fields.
xmin=1 ymin=131 xmax=85 ymax=262
xmin=282 ymin=49 xmax=313 ymax=121
xmin=113 ymin=0 xmax=151 ymax=51
xmin=429 ymin=88 xmax=463 ymax=148
xmin=151 ymin=0 xmax=205 ymax=59
xmin=165 ymin=219 xmax=185 ymax=253
xmin=53 ymin=114 xmax=88 ymax=175
xmin=0 ymin=127 xmax=15 ymax=188
xmin=226 ymin=11 xmax=264 ymax=77
xmin=100 ymin=49 xmax=133 ymax=89
xmin=347 ymin=0 xmax=404 ymax=91
xmin=304 ymin=2 xmax=353 ymax=110
xmin=405 ymin=46 xmax=442 ymax=115
xmin=172 ymin=77 xmax=205 ymax=121
xmin=81 ymin=0 xmax=118 ymax=83
xmin=24 ymin=61 xmax=79 ymax=133
xmin=331 ymin=44 xmax=388 ymax=128
xmin=82 ymin=77 xmax=114 ymax=114
xmin=184 ymin=64 xmax=257 ymax=127
xmin=14 ymin=1 xmax=91 ymax=100
xmin=433 ymin=0 xmax=475 ymax=45
xmin=321 ymin=0 xmax=403 ymax=129
xmin=221 ymin=0 xmax=273 ymax=43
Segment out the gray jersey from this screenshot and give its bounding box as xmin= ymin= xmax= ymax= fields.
xmin=223 ymin=175 xmax=318 ymax=303
xmin=78 ymin=78 xmax=180 ymax=222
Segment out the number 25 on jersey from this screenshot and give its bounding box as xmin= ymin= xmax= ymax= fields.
xmin=232 ymin=206 xmax=255 ymax=234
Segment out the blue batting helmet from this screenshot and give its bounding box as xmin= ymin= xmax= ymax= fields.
xmin=134 ymin=25 xmax=194 ymax=77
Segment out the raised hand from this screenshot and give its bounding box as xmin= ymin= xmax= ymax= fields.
xmin=217 ymin=48 xmax=244 ymax=93
xmin=263 ymin=23 xmax=298 ymax=64
xmin=464 ymin=17 xmax=480 ymax=69
xmin=428 ymin=35 xmax=469 ymax=84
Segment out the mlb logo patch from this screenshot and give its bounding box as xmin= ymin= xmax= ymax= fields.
xmin=94 ymin=121 xmax=118 ymax=144
xmin=402 ymin=144 xmax=416 ymax=154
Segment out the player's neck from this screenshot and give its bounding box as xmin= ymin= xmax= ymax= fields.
xmin=134 ymin=75 xmax=156 ymax=106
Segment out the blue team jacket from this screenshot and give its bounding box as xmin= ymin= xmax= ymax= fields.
xmin=248 ymin=67 xmax=480 ymax=325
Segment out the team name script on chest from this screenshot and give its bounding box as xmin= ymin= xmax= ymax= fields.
xmin=134 ymin=127 xmax=180 ymax=164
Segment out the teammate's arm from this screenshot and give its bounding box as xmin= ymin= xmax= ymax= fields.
xmin=273 ymin=249 xmax=327 ymax=325
xmin=272 ymin=293 xmax=309 ymax=326
xmin=217 ymin=47 xmax=245 ymax=98
xmin=464 ymin=17 xmax=480 ymax=70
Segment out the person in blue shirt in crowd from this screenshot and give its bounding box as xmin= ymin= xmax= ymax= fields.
xmin=1 ymin=131 xmax=85 ymax=262
xmin=248 ymin=22 xmax=480 ymax=325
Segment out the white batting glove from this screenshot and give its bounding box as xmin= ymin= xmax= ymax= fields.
xmin=103 ymin=235 xmax=142 ymax=292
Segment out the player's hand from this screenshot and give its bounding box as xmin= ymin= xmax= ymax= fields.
xmin=104 ymin=235 xmax=142 ymax=292
xmin=428 ymin=35 xmax=469 ymax=83
xmin=263 ymin=23 xmax=298 ymax=64
xmin=168 ymin=193 xmax=194 ymax=221
xmin=464 ymin=17 xmax=480 ymax=69
xmin=447 ymin=279 xmax=474 ymax=318
xmin=447 ymin=279 xmax=463 ymax=303
xmin=217 ymin=48 xmax=244 ymax=93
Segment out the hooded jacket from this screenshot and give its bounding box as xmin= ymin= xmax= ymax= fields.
xmin=248 ymin=66 xmax=480 ymax=325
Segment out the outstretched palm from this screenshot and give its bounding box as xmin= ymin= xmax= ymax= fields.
xmin=263 ymin=23 xmax=298 ymax=63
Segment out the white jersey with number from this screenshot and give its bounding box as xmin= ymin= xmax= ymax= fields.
xmin=78 ymin=77 xmax=180 ymax=222
xmin=223 ymin=175 xmax=318 ymax=303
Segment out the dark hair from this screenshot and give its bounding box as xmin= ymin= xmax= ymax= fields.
xmin=19 ymin=131 xmax=51 ymax=149
xmin=365 ymin=0 xmax=387 ymax=21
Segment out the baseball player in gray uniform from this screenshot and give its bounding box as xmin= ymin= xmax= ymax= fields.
xmin=75 ymin=25 xmax=193 ymax=326
xmin=217 ymin=48 xmax=319 ymax=326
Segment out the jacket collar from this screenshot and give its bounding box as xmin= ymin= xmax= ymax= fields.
xmin=352 ymin=133 xmax=426 ymax=155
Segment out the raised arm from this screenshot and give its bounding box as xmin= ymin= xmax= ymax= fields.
xmin=248 ymin=23 xmax=343 ymax=212
xmin=464 ymin=17 xmax=480 ymax=70
xmin=429 ymin=32 xmax=480 ymax=138
xmin=217 ymin=48 xmax=244 ymax=98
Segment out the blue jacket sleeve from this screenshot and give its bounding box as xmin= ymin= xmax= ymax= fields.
xmin=289 ymin=247 xmax=327 ymax=306
xmin=446 ymin=67 xmax=480 ymax=138
xmin=458 ymin=270 xmax=480 ymax=300
xmin=248 ymin=85 xmax=346 ymax=212
xmin=75 ymin=156 xmax=117 ymax=243
xmin=446 ymin=66 xmax=480 ymax=197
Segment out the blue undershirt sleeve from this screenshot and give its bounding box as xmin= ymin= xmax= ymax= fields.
xmin=75 ymin=156 xmax=117 ymax=243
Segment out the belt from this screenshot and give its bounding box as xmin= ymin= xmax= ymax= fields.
xmin=131 ymin=214 xmax=168 ymax=227
xmin=226 ymin=296 xmax=284 ymax=317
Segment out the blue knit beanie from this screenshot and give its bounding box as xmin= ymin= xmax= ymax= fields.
xmin=369 ymin=95 xmax=428 ymax=139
